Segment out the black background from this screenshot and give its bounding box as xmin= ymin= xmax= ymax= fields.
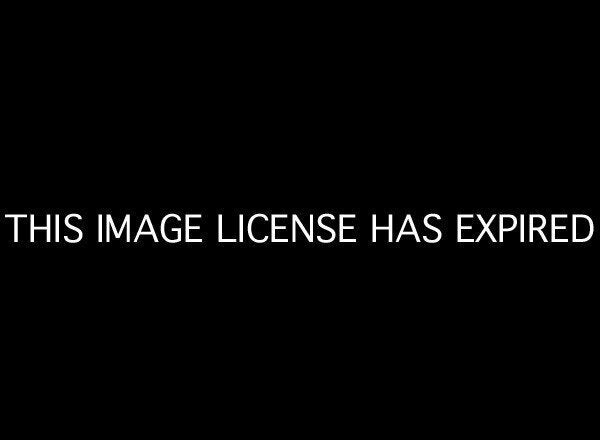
xmin=1 ymin=6 xmax=597 ymax=434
